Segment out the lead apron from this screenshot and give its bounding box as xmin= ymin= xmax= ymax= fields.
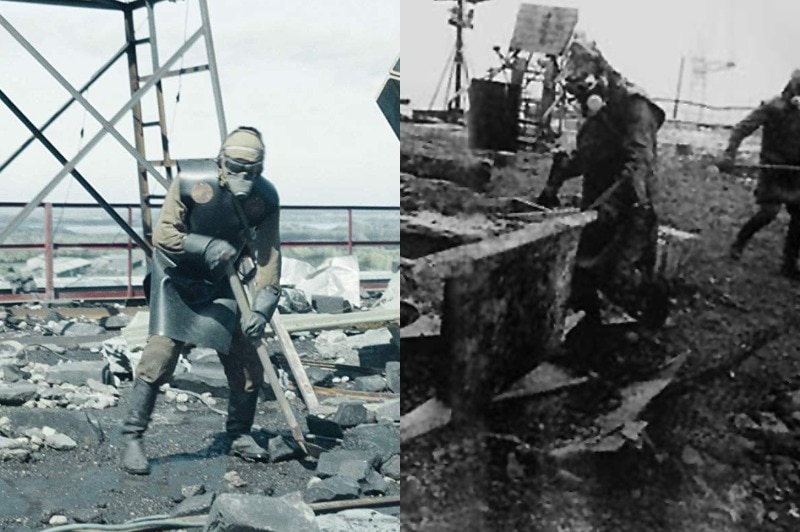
xmin=148 ymin=247 xmax=238 ymax=354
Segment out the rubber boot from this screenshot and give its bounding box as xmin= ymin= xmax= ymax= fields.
xmin=120 ymin=378 xmax=158 ymax=475
xmin=226 ymin=390 xmax=269 ymax=462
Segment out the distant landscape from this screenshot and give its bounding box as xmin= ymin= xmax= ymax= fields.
xmin=0 ymin=206 xmax=400 ymax=284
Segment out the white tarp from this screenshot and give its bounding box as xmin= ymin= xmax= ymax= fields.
xmin=296 ymin=255 xmax=361 ymax=308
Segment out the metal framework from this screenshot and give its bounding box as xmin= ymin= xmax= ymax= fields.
xmin=0 ymin=0 xmax=228 ymax=253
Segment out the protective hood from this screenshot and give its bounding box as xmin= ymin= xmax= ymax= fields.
xmin=218 ymin=126 xmax=265 ymax=198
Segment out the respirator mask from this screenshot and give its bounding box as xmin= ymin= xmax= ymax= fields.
xmin=218 ymin=127 xmax=265 ymax=199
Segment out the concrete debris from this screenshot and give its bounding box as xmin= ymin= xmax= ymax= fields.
xmin=0 ymin=340 xmax=25 ymax=361
xmin=400 ymin=398 xmax=451 ymax=443
xmin=100 ymin=314 xmax=132 ymax=330
xmin=304 ymin=476 xmax=360 ymax=503
xmin=342 ymin=421 xmax=400 ymax=465
xmin=316 ymin=449 xmax=382 ymax=479
xmin=223 ymin=470 xmax=248 ymax=488
xmin=203 ymin=493 xmax=319 ymax=532
xmin=170 ymin=366 xmax=229 ymax=398
xmin=48 ymin=515 xmax=69 ymax=526
xmin=61 ymin=321 xmax=106 ymax=337
xmin=360 ymin=468 xmax=388 ymax=495
xmin=371 ymin=399 xmax=400 ymax=423
xmin=181 ymin=484 xmax=206 ymax=499
xmin=44 ymin=430 xmax=78 ymax=450
xmin=384 ymin=361 xmax=400 ymax=393
xmin=171 ymin=493 xmax=216 ymax=518
xmin=0 ymin=364 xmax=30 ymax=382
xmin=306 ymin=366 xmax=335 ymax=386
xmin=268 ymin=435 xmax=301 ymax=463
xmin=380 ymin=454 xmax=400 ymax=481
xmin=332 ymin=402 xmax=370 ymax=429
xmin=44 ymin=360 xmax=111 ymax=387
xmin=316 ymin=331 xmax=349 ymax=347
xmin=352 ymin=375 xmax=386 ymax=393
xmin=316 ymin=509 xmax=400 ymax=532
xmin=101 ymin=337 xmax=138 ymax=376
xmin=0 ymin=383 xmax=38 ymax=406
xmin=279 ymin=287 xmax=313 ymax=314
xmin=376 ymin=272 xmax=400 ymax=309
xmin=313 ymin=295 xmax=349 ymax=314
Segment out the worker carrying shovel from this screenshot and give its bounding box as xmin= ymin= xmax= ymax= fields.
xmin=716 ymin=70 xmax=800 ymax=280
xmin=535 ymin=33 xmax=669 ymax=330
xmin=120 ymin=126 xmax=282 ymax=475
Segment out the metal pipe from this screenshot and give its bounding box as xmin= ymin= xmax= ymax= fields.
xmin=0 ymin=42 xmax=129 ymax=175
xmin=44 ymin=202 xmax=54 ymax=300
xmin=0 ymin=13 xmax=168 ymax=190
xmin=0 ymin=88 xmax=153 ymax=254
xmin=347 ymin=209 xmax=353 ymax=254
xmin=198 ymin=0 xmax=228 ymax=142
xmin=0 ymin=26 xmax=204 ymax=246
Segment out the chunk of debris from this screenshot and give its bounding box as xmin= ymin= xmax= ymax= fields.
xmin=342 ymin=421 xmax=400 ymax=465
xmin=223 ymin=470 xmax=248 ymax=488
xmin=268 ymin=435 xmax=301 ymax=463
xmin=304 ymin=476 xmax=360 ymax=503
xmin=380 ymin=454 xmax=400 ymax=481
xmin=316 ymin=509 xmax=400 ymax=532
xmin=171 ymin=493 xmax=216 ymax=518
xmin=45 ymin=361 xmax=111 ymax=387
xmin=331 ymin=402 xmax=369 ymax=429
xmin=203 ymin=493 xmax=319 ymax=532
xmin=100 ymin=314 xmax=132 ymax=330
xmin=385 ymin=361 xmax=400 ymax=393
xmin=352 ymin=375 xmax=386 ymax=393
xmin=0 ymin=383 xmax=38 ymax=406
xmin=307 ymin=415 xmax=344 ymax=440
xmin=61 ymin=322 xmax=106 ymax=337
xmin=316 ymin=449 xmax=381 ymax=479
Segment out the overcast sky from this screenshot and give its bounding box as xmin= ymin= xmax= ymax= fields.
xmin=403 ymin=0 xmax=800 ymax=116
xmin=0 ymin=0 xmax=398 ymax=206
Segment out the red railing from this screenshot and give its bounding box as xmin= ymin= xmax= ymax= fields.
xmin=0 ymin=202 xmax=399 ymax=302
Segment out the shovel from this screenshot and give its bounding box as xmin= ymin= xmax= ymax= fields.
xmin=226 ymin=263 xmax=324 ymax=458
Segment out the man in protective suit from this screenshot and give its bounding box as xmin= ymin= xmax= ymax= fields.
xmin=535 ymin=35 xmax=669 ymax=328
xmin=717 ymin=70 xmax=800 ymax=280
xmin=121 ymin=126 xmax=281 ymax=475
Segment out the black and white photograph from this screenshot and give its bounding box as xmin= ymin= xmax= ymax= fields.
xmin=0 ymin=1 xmax=399 ymax=530
xmin=401 ymin=0 xmax=800 ymax=530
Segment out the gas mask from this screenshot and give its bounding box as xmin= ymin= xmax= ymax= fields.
xmin=792 ymin=96 xmax=800 ymax=109
xmin=218 ymin=127 xmax=265 ymax=199
xmin=220 ymin=155 xmax=263 ymax=198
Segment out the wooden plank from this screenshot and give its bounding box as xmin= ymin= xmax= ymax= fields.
xmin=313 ymin=386 xmax=398 ymax=402
xmin=271 ymin=313 xmax=320 ymax=414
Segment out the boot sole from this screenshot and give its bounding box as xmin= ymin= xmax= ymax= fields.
xmin=122 ymin=465 xmax=151 ymax=475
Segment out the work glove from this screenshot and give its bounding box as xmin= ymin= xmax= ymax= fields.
xmin=241 ymin=286 xmax=280 ymax=338
xmin=182 ymin=234 xmax=237 ymax=279
xmin=715 ymin=155 xmax=735 ymax=174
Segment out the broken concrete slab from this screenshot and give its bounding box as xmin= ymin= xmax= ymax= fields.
xmin=352 ymin=375 xmax=386 ymax=393
xmin=316 ymin=509 xmax=400 ymax=532
xmin=380 ymin=454 xmax=400 ymax=481
xmin=268 ymin=435 xmax=301 ymax=463
xmin=342 ymin=422 xmax=400 ymax=465
xmin=203 ymin=493 xmax=319 ymax=532
xmin=61 ymin=322 xmax=107 ymax=337
xmin=100 ymin=314 xmax=132 ymax=330
xmin=0 ymin=365 xmax=29 ymax=383
xmin=371 ymin=399 xmax=400 ymax=423
xmin=316 ymin=449 xmax=382 ymax=479
xmin=385 ymin=361 xmax=399 ymax=393
xmin=43 ymin=431 xmax=77 ymax=451
xmin=400 ymin=398 xmax=451 ymax=443
xmin=305 ymin=367 xmax=334 ymax=386
xmin=0 ymin=341 xmax=25 ymax=362
xmin=412 ymin=211 xmax=595 ymax=423
xmin=331 ymin=402 xmax=369 ymax=429
xmin=304 ymin=476 xmax=360 ymax=503
xmin=45 ymin=361 xmax=110 ymax=387
xmin=360 ymin=469 xmax=388 ymax=496
xmin=7 ymin=409 xmax=103 ymax=447
xmin=0 ymin=383 xmax=38 ymax=406
xmin=170 ymin=366 xmax=229 ymax=398
xmin=313 ymin=295 xmax=348 ymax=314
xmin=171 ymin=493 xmax=216 ymax=518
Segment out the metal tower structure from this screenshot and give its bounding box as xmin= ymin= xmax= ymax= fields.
xmin=0 ymin=0 xmax=228 ymax=254
xmin=429 ymin=0 xmax=477 ymax=113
